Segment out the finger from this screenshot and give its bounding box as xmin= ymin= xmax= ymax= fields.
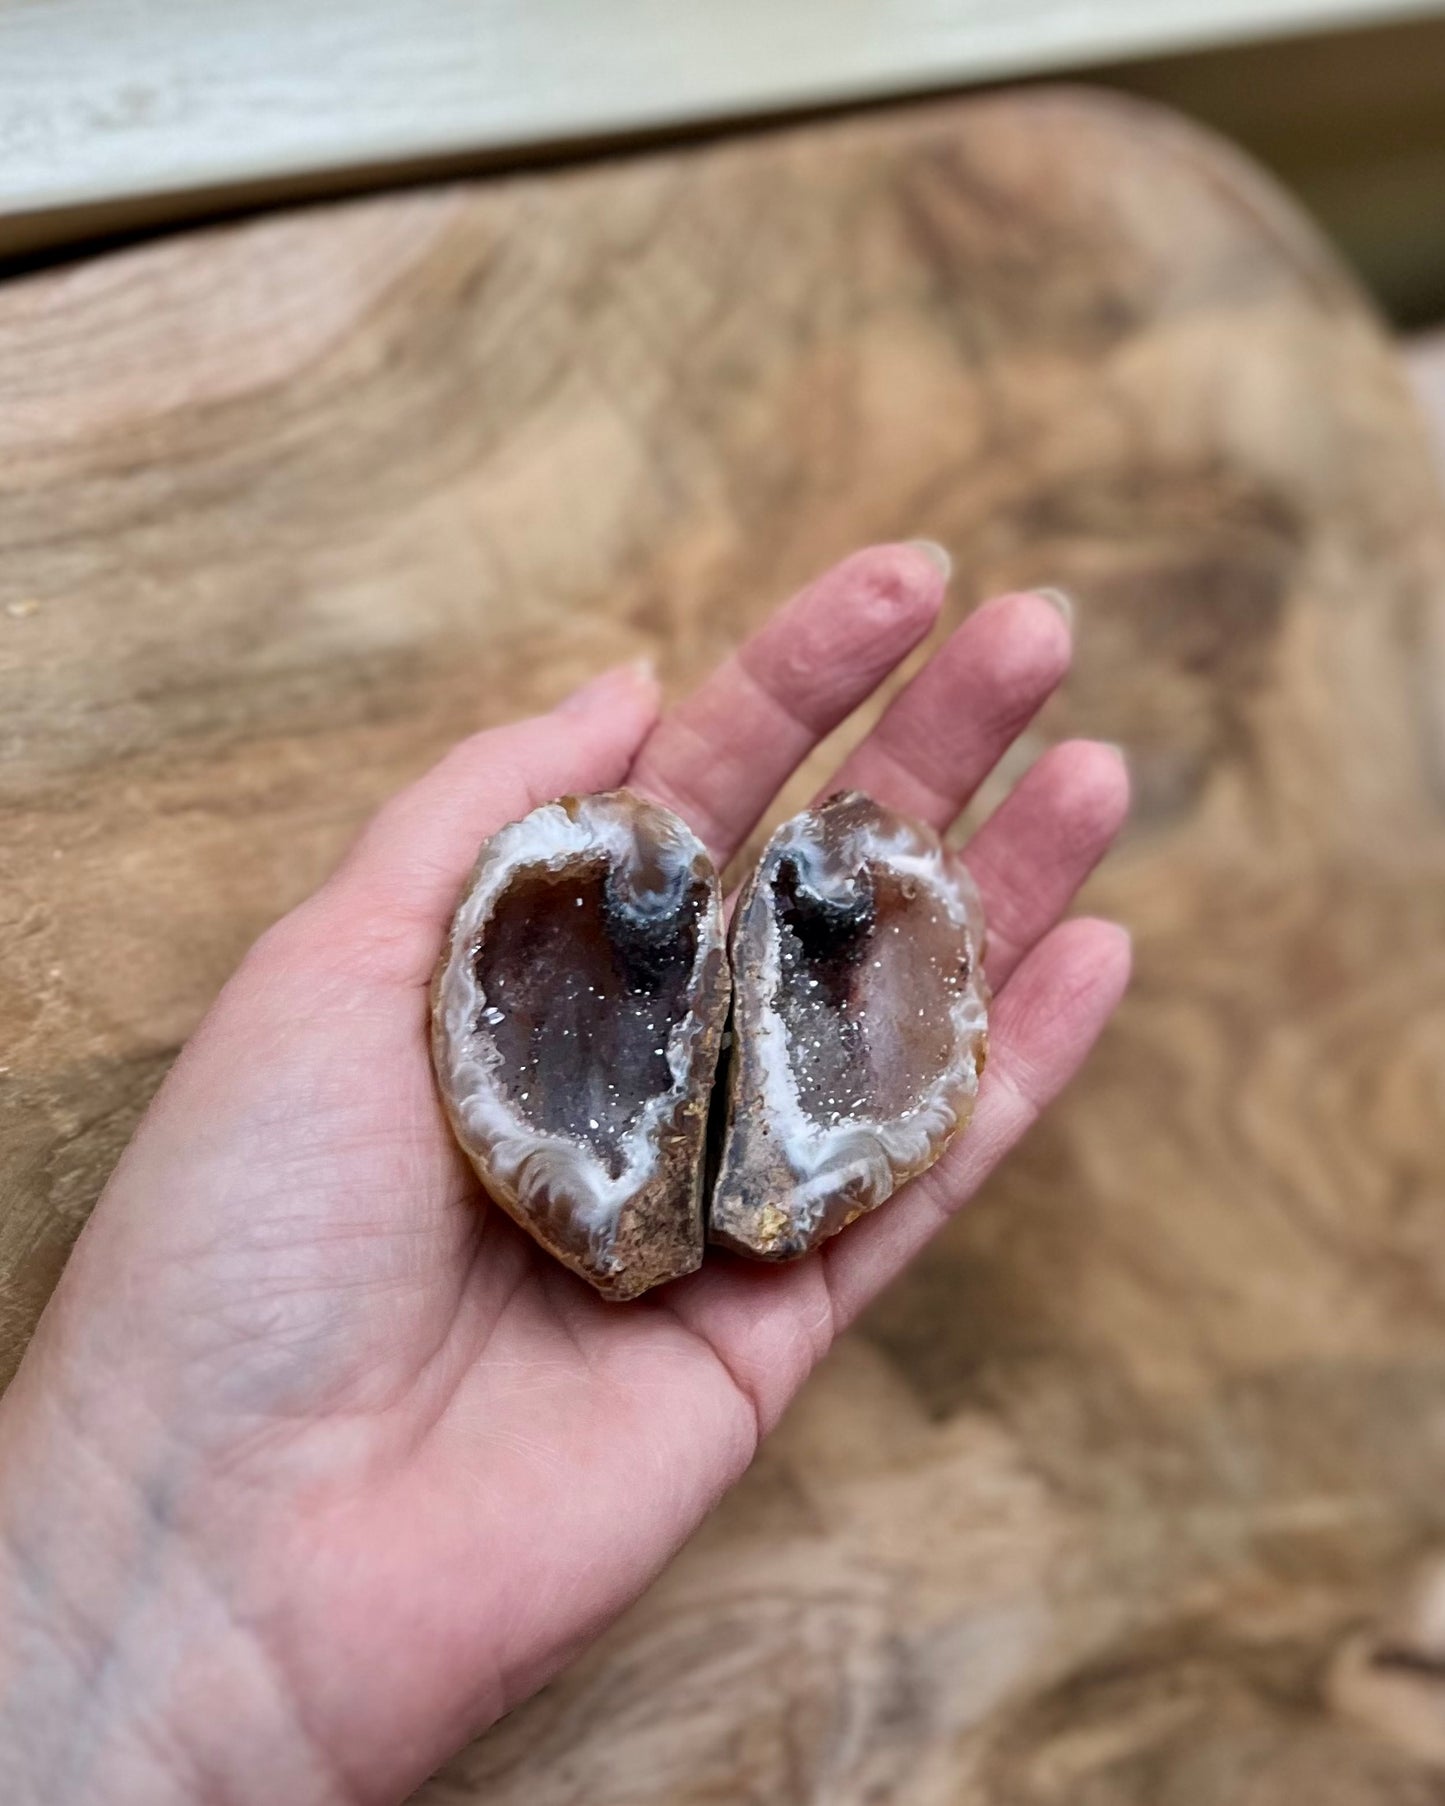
xmin=272 ymin=661 xmax=661 ymax=982
xmin=629 ymin=543 xmax=947 ymax=867
xmin=964 ymin=739 xmax=1129 ymax=989
xmin=825 ymin=590 xmax=1071 ymax=828
xmin=821 ymin=916 xmax=1132 ymax=1332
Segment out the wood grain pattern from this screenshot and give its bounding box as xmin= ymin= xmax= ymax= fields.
xmin=2 ymin=89 xmax=1444 ymax=1803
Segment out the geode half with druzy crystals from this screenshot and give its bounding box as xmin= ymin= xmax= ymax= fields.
xmin=431 ymin=790 xmax=729 ymax=1299
xmin=709 ymin=792 xmax=989 ymax=1261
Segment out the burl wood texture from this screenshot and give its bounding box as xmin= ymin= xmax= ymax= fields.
xmin=3 ymin=91 xmax=1445 ymax=1803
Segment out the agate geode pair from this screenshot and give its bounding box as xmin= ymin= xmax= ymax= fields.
xmin=431 ymin=790 xmax=988 ymax=1300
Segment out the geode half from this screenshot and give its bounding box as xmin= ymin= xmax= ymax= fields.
xmin=709 ymin=791 xmax=989 ymax=1260
xmin=431 ymin=790 xmax=729 ymax=1299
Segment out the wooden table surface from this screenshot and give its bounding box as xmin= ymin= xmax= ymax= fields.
xmin=3 ymin=89 xmax=1445 ymax=1804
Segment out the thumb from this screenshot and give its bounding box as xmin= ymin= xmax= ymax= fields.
xmin=279 ymin=660 xmax=661 ymax=986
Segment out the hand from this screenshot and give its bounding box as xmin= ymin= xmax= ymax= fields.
xmin=0 ymin=546 xmax=1129 ymax=1806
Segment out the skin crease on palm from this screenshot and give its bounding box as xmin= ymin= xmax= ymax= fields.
xmin=0 ymin=545 xmax=1131 ymax=1806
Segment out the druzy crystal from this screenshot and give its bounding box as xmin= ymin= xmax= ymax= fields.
xmin=433 ymin=787 xmax=988 ymax=1294
xmin=431 ymin=790 xmax=729 ymax=1299
xmin=708 ymin=792 xmax=989 ymax=1260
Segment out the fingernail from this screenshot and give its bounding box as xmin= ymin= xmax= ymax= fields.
xmin=905 ymin=539 xmax=952 ymax=580
xmin=556 ymin=657 xmax=657 ymax=715
xmin=1034 ymin=587 xmax=1074 ymax=625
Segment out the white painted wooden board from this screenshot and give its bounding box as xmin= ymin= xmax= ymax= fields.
xmin=2 ymin=0 xmax=1444 ymax=249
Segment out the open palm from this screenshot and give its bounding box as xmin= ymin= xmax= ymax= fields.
xmin=0 ymin=546 xmax=1129 ymax=1806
